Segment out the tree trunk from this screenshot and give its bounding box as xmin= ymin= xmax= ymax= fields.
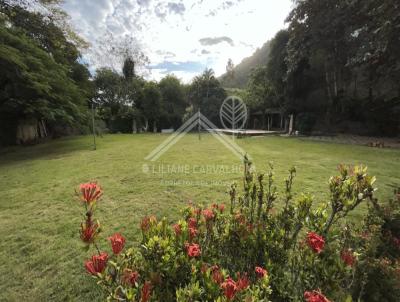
xmin=38 ymin=119 xmax=48 ymax=138
xmin=288 ymin=114 xmax=294 ymax=135
xmin=144 ymin=118 xmax=149 ymax=132
xmin=324 ymin=63 xmax=334 ymax=125
xmin=353 ymin=73 xmax=358 ymax=98
xmin=132 ymin=118 xmax=137 ymax=134
xmin=368 ymin=67 xmax=374 ymax=103
xmin=262 ymin=114 xmax=266 ymax=129
xmin=153 ymin=120 xmax=157 ymax=133
xmin=325 ymin=64 xmax=333 ymax=105
xmin=333 ymin=69 xmax=338 ymax=98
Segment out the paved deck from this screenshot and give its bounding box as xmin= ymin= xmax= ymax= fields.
xmin=208 ymin=129 xmax=283 ymax=136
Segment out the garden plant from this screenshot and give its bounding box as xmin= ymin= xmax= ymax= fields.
xmin=75 ymin=157 xmax=400 ymax=301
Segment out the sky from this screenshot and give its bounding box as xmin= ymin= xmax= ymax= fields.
xmin=62 ymin=0 xmax=293 ymax=82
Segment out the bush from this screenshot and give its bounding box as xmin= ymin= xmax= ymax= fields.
xmin=74 ymin=159 xmax=400 ymax=301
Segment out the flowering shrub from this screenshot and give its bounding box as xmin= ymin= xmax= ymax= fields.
xmin=74 ymin=159 xmax=400 ymax=301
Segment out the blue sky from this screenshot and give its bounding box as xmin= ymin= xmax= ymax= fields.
xmin=61 ymin=0 xmax=293 ymax=82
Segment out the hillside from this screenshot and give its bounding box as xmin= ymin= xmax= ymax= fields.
xmin=219 ymin=40 xmax=272 ymax=88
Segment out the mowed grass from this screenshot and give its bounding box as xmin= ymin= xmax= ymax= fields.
xmin=0 ymin=133 xmax=399 ymax=301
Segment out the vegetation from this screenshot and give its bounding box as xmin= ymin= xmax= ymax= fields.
xmin=3 ymin=0 xmax=398 ymax=146
xmin=220 ymin=41 xmax=273 ymax=89
xmin=221 ymin=0 xmax=400 ymax=136
xmin=186 ymin=68 xmax=227 ymax=126
xmin=92 ymin=66 xmax=227 ymax=134
xmin=76 ymin=157 xmax=400 ymax=301
xmin=0 ymin=2 xmax=228 ymax=146
xmin=0 ymin=134 xmax=399 ymax=301
xmin=0 ymin=0 xmax=399 ymax=301
xmin=0 ymin=1 xmax=92 ymax=145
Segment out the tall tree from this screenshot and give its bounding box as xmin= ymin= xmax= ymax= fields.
xmin=158 ymin=75 xmax=186 ymax=129
xmin=0 ymin=2 xmax=91 ymax=145
xmin=142 ymin=82 xmax=162 ymax=132
xmin=188 ymin=68 xmax=227 ymax=125
xmin=226 ymin=58 xmax=235 ymax=81
xmin=122 ymin=57 xmax=135 ymax=81
xmin=284 ymin=0 xmax=400 ymax=134
xmin=0 ymin=22 xmax=88 ymax=143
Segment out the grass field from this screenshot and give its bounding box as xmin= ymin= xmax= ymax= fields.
xmin=0 ymin=133 xmax=399 ymax=301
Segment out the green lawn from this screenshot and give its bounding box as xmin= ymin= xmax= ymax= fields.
xmin=0 ymin=134 xmax=399 ymax=301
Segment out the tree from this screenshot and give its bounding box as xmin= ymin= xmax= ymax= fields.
xmin=142 ymin=82 xmax=162 ymax=132
xmin=188 ymin=68 xmax=227 ymax=125
xmin=1 ymin=3 xmax=80 ymax=65
xmin=266 ymin=30 xmax=289 ymax=109
xmin=122 ymin=57 xmax=135 ymax=81
xmin=93 ymin=67 xmax=141 ymax=133
xmin=158 ymin=75 xmax=187 ymax=129
xmin=284 ymin=0 xmax=400 ymax=134
xmin=0 ymin=23 xmax=88 ymax=144
xmin=0 ymin=2 xmax=92 ymax=145
xmin=226 ymin=58 xmax=235 ymax=81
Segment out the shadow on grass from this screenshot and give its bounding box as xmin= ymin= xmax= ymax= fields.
xmin=0 ymin=135 xmax=95 ymax=167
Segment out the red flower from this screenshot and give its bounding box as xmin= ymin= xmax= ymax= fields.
xmin=304 ymin=290 xmax=331 ymax=302
xmin=108 ymin=233 xmax=125 ymax=255
xmin=255 ymin=266 xmax=268 ymax=278
xmin=203 ymin=209 xmax=215 ymax=221
xmin=188 ymin=227 xmax=198 ymax=240
xmin=79 ymin=182 xmax=102 ymax=205
xmin=211 ymin=265 xmax=224 ymax=284
xmin=306 ymin=232 xmax=325 ymax=254
xmin=173 ymin=223 xmax=182 ymax=236
xmin=80 ymin=218 xmax=99 ymax=243
xmin=140 ymin=281 xmax=152 ymax=302
xmin=186 ymin=243 xmax=201 ymax=258
xmin=221 ymin=277 xmax=238 ymax=301
xmin=219 ymin=204 xmax=225 ymax=213
xmin=341 ymin=249 xmax=356 ymax=267
xmin=236 ymin=273 xmax=250 ymax=291
xmin=188 ymin=217 xmax=197 ymax=229
xmin=212 ymin=203 xmax=219 ymax=209
xmin=85 ymin=252 xmax=108 ymax=275
xmin=122 ymin=269 xmax=140 ymax=286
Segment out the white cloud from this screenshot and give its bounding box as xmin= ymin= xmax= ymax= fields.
xmin=62 ymin=0 xmax=293 ymax=83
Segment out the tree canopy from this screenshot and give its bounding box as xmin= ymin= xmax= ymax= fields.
xmin=243 ymin=0 xmax=400 ymax=135
xmin=188 ymin=68 xmax=227 ymax=126
xmin=0 ymin=2 xmax=91 ymax=144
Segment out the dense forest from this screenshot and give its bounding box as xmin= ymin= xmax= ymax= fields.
xmin=226 ymin=0 xmax=400 ymax=136
xmin=1 ymin=0 xmax=399 ymax=147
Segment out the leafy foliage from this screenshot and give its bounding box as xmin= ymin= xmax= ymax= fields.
xmin=0 ymin=2 xmax=91 ymax=144
xmin=220 ymin=41 xmax=273 ymax=89
xmin=188 ymin=68 xmax=227 ymax=126
xmin=241 ymin=0 xmax=400 ymax=135
xmin=74 ymin=160 xmax=400 ymax=301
